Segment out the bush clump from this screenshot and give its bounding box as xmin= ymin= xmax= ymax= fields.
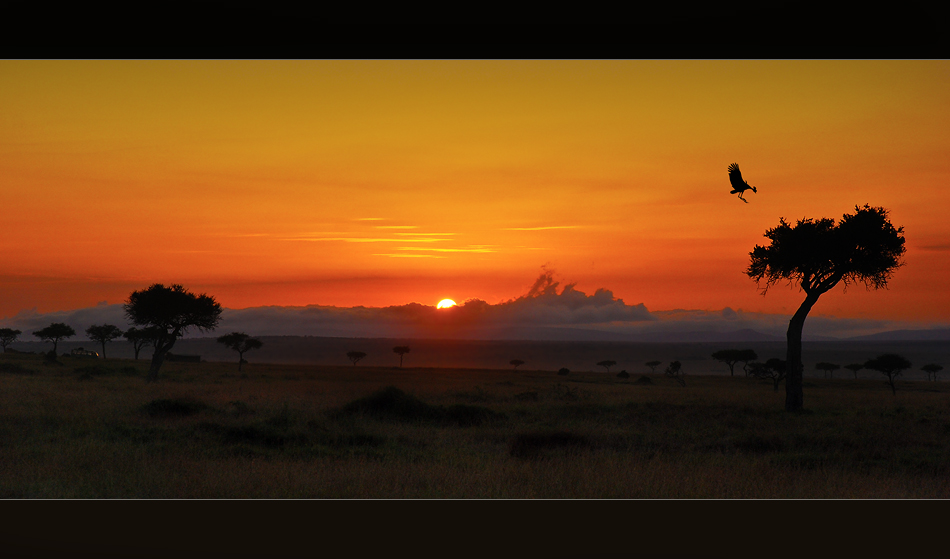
xmin=336 ymin=386 xmax=504 ymax=427
xmin=141 ymin=398 xmax=209 ymax=418
xmin=557 ymin=368 xmax=570 ymax=376
xmin=633 ymin=376 xmax=654 ymax=385
xmin=0 ymin=362 xmax=34 ymax=374
xmin=509 ymin=430 xmax=592 ymax=459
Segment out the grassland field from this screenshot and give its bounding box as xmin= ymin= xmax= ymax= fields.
xmin=2 ymin=350 xmax=949 ymax=498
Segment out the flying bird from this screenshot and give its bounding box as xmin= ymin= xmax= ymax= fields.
xmin=727 ymin=163 xmax=757 ymax=203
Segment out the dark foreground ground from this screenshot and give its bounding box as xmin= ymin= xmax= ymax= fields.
xmin=2 ymin=350 xmax=949 ymax=499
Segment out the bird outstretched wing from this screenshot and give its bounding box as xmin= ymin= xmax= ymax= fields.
xmin=728 ymin=163 xmax=745 ymax=190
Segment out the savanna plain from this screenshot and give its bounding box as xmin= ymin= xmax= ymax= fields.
xmin=2 ymin=350 xmax=949 ymax=499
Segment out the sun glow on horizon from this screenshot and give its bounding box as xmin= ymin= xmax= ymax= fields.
xmin=437 ymin=299 xmax=457 ymax=309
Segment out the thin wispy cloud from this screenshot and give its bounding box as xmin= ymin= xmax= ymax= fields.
xmin=502 ymin=226 xmax=581 ymax=231
xmin=283 ymin=237 xmax=449 ymax=243
xmin=396 ymin=246 xmax=496 ymax=253
xmin=373 ymin=253 xmax=446 ymax=258
xmin=394 ymin=232 xmax=457 ymax=236
xmin=375 ymin=225 xmax=418 ymax=229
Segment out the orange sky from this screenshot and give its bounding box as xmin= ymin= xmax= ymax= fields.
xmin=2 ymin=60 xmax=949 ymax=322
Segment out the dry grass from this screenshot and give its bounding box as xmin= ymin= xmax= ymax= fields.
xmin=2 ymin=351 xmax=949 ymax=498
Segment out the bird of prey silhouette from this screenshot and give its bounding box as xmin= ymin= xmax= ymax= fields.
xmin=728 ymin=163 xmax=757 ymax=203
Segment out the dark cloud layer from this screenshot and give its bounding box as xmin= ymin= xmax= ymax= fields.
xmin=2 ymin=272 xmax=945 ymax=342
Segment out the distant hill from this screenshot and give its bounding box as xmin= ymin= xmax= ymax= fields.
xmin=425 ymin=326 xmax=788 ymax=343
xmin=846 ymin=328 xmax=950 ymax=341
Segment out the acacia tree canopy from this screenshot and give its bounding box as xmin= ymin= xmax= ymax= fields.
xmin=393 ymin=346 xmax=410 ymax=367
xmin=865 ymin=353 xmax=912 ymax=395
xmin=125 ymin=284 xmax=222 ymax=381
xmin=347 ymin=351 xmax=367 ymax=366
xmin=85 ymin=324 xmax=124 ymax=360
xmin=747 ymin=205 xmax=905 ymax=411
xmin=123 ymin=326 xmax=164 ymax=360
xmin=0 ymin=328 xmax=22 ymax=351
xmin=33 ymin=323 xmax=76 ymax=354
xmin=217 ymin=332 xmax=263 ymax=372
xmin=711 ymin=349 xmax=758 ymax=376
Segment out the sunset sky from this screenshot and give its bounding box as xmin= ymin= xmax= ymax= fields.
xmin=2 ymin=60 xmax=949 ymax=327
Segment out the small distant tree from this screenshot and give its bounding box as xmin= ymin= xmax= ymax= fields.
xmin=665 ymin=361 xmax=685 ymax=387
xmin=815 ymin=362 xmax=840 ymax=379
xmin=711 ymin=349 xmax=758 ymax=376
xmin=645 ymin=360 xmax=661 ymax=374
xmin=844 ymin=363 xmax=864 ymax=379
xmin=124 ymin=283 xmax=222 ymax=382
xmin=557 ymin=367 xmax=570 ymax=376
xmin=347 ymin=351 xmax=367 ymax=366
xmin=921 ymin=363 xmax=943 ymax=382
xmin=123 ymin=326 xmax=163 ymax=360
xmin=616 ymin=370 xmax=630 ymax=379
xmin=510 ymin=359 xmax=524 ymax=370
xmin=33 ymin=323 xmax=76 ymax=354
xmin=0 ymin=328 xmax=22 ymax=352
xmin=393 ymin=346 xmax=411 ymax=368
xmin=597 ymin=360 xmax=617 ymax=373
xmin=85 ymin=324 xmax=124 ymax=360
xmin=217 ymin=332 xmax=263 ymax=372
xmin=749 ymin=358 xmax=787 ymax=391
xmin=864 ymin=354 xmax=912 ymax=396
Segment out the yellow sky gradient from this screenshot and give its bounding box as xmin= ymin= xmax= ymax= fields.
xmin=2 ymin=60 xmax=948 ymax=322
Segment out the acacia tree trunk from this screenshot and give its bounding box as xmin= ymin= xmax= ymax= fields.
xmin=238 ymin=351 xmax=245 ymax=372
xmin=147 ymin=332 xmax=178 ymax=382
xmin=100 ymin=341 xmax=107 ymax=360
xmin=786 ymin=292 xmax=821 ymax=412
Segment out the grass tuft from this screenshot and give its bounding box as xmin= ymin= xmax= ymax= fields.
xmin=141 ymin=398 xmax=210 ymax=418
xmin=0 ymin=362 xmax=34 ymax=374
xmin=336 ymin=386 xmax=505 ymax=426
xmin=509 ymin=431 xmax=592 ymax=459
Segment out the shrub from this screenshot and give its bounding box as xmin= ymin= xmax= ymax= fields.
xmin=557 ymin=368 xmax=570 ymax=376
xmin=336 ymin=386 xmax=504 ymax=427
xmin=141 ymin=398 xmax=209 ymax=418
xmin=509 ymin=431 xmax=592 ymax=459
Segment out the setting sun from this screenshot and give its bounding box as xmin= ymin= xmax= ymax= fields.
xmin=437 ymin=299 xmax=457 ymax=309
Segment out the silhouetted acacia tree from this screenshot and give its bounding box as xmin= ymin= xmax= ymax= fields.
xmin=645 ymin=361 xmax=661 ymax=374
xmin=665 ymin=361 xmax=685 ymax=386
xmin=124 ymin=284 xmax=222 ymax=382
xmin=510 ymin=359 xmax=524 ymax=370
xmin=597 ymin=360 xmax=617 ymax=372
xmin=748 ymin=205 xmax=905 ymax=411
xmin=347 ymin=351 xmax=367 ymax=366
xmin=33 ymin=323 xmax=76 ymax=354
xmin=921 ymin=363 xmax=943 ymax=382
xmin=393 ymin=346 xmax=410 ymax=367
xmin=815 ymin=362 xmax=840 ymax=379
xmin=217 ymin=332 xmax=263 ymax=372
xmin=85 ymin=324 xmax=124 ymax=360
xmin=749 ymin=358 xmax=787 ymax=391
xmin=711 ymin=349 xmax=758 ymax=376
xmin=844 ymin=363 xmax=864 ymax=379
xmin=864 ymin=353 xmax=911 ymax=396
xmin=0 ymin=328 xmax=21 ymax=352
xmin=123 ymin=326 xmax=163 ymax=360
